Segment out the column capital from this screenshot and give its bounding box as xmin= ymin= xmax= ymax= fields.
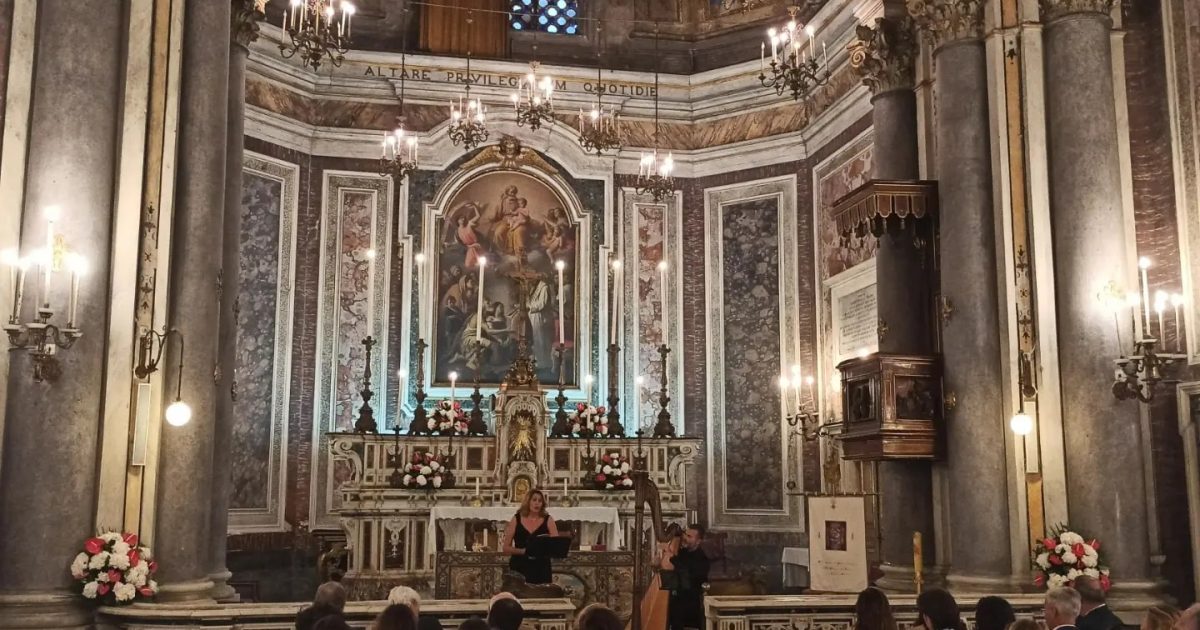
xmin=1039 ymin=0 xmax=1115 ymax=23
xmin=848 ymin=16 xmax=919 ymax=95
xmin=907 ymin=0 xmax=985 ymax=49
xmin=231 ymin=0 xmax=266 ymax=50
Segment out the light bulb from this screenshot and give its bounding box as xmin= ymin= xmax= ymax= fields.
xmin=585 ymin=374 xmax=594 ymax=384
xmin=1126 ymin=291 xmax=1140 ymax=307
xmin=805 ymin=376 xmax=815 ymax=386
xmin=790 ymin=364 xmax=801 ymax=376
xmin=449 ymin=371 xmax=459 ymax=381
xmin=1172 ymin=293 xmax=1185 ymax=307
xmin=66 ymin=253 xmax=88 ymax=275
xmin=805 ymin=24 xmax=815 ymax=37
xmin=1 ymin=248 xmax=18 ymax=266
xmin=1010 ymin=412 xmax=1034 ymax=436
xmin=612 ymin=259 xmax=622 ymax=270
xmin=778 ymin=375 xmax=790 ymax=389
xmin=399 ymin=369 xmax=408 ymax=378
xmin=414 ymin=252 xmax=426 ymax=265
xmin=636 ymin=375 xmax=645 ymax=386
xmin=657 ymin=260 xmax=668 ymax=272
xmin=1139 ymin=257 xmax=1152 ymax=270
xmin=555 ymin=260 xmax=566 ymax=271
xmin=856 ymin=347 xmax=870 ymax=358
xmin=45 ymin=205 xmax=61 ymax=223
xmin=165 ymin=400 xmax=193 ymax=427
xmin=479 ymin=256 xmax=487 ymax=267
xmin=344 ymin=3 xmax=355 ymax=16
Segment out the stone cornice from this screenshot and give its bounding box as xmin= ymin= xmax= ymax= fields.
xmin=1039 ymin=0 xmax=1116 ymax=23
xmin=232 ymin=0 xmax=267 ymax=50
xmin=848 ymin=16 xmax=918 ymax=96
xmin=907 ymin=0 xmax=985 ymax=49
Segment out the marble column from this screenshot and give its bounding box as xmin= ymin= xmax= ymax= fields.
xmin=153 ymin=0 xmax=231 ymax=603
xmin=849 ymin=13 xmax=937 ymax=591
xmin=0 ymin=1 xmax=123 ymax=627
xmin=912 ymin=0 xmax=1012 ymax=588
xmin=1041 ymin=0 xmax=1153 ymax=594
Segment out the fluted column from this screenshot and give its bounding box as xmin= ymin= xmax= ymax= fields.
xmin=0 ymin=2 xmax=123 ymax=627
xmin=153 ymin=0 xmax=231 ymax=603
xmin=1041 ymin=0 xmax=1154 ymax=594
xmin=911 ymin=0 xmax=1012 ymax=588
xmin=849 ymin=11 xmax=936 ymax=592
xmin=207 ymin=0 xmax=261 ymax=603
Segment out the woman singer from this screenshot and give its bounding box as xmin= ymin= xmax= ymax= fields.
xmin=502 ymin=489 xmax=559 ymax=584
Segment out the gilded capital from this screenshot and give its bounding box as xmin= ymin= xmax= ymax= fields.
xmin=1039 ymin=0 xmax=1116 ymax=22
xmin=232 ymin=0 xmax=267 ymax=49
xmin=848 ymin=16 xmax=919 ymax=95
xmin=907 ymin=0 xmax=985 ymax=49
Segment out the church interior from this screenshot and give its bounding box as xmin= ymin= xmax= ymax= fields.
xmin=1 ymin=0 xmax=1199 ymax=628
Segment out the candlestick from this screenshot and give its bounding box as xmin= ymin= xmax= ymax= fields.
xmin=475 ymin=257 xmax=487 ymax=341
xmin=556 ymin=260 xmax=566 ymax=344
xmin=449 ymin=371 xmax=458 ymax=404
xmin=913 ymin=531 xmax=924 ymax=593
xmin=1172 ymin=293 xmax=1185 ymax=352
xmin=610 ymin=260 xmax=622 ymax=340
xmin=658 ymin=260 xmax=668 ymax=347
xmin=1139 ymin=257 xmax=1152 ymax=336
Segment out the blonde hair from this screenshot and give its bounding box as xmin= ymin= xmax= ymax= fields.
xmin=518 ymin=489 xmax=549 ymax=518
xmin=1141 ymin=605 xmax=1179 ymax=630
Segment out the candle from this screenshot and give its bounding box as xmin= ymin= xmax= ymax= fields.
xmin=449 ymin=371 xmax=458 ymax=404
xmin=66 ymin=254 xmax=85 ymax=328
xmin=1139 ymin=257 xmax=1152 ymax=335
xmin=760 ymin=42 xmax=765 ymax=73
xmin=483 ymin=527 xmax=489 ymax=548
xmin=805 ymin=375 xmax=815 ymax=407
xmin=475 ymin=477 xmax=480 ymax=495
xmin=397 ymin=369 xmax=408 ymax=429
xmin=3 ymin=250 xmax=19 ymax=322
xmin=1172 ymin=293 xmax=1185 ymax=352
xmin=779 ymin=375 xmax=792 ymax=414
xmin=556 ymin=260 xmax=566 ymax=344
xmin=563 ymin=478 xmax=568 ymax=496
xmin=635 ymin=375 xmax=645 ymax=429
xmin=585 ymin=374 xmax=594 ymax=405
xmin=1156 ymin=292 xmax=1167 ymax=342
xmin=610 ymin=260 xmax=622 ymax=340
xmin=913 ymin=531 xmax=923 ymax=585
xmin=658 ymin=260 xmax=668 ymax=347
xmin=475 ymin=257 xmax=487 ymax=341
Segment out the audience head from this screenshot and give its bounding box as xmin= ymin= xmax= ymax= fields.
xmin=314 ymin=580 xmax=348 ymax=612
xmin=974 ymin=597 xmax=1016 ymax=630
xmin=1180 ymin=604 xmax=1200 ymax=630
xmin=916 ymin=588 xmax=964 ymax=630
xmin=1073 ymin=576 xmax=1105 ymax=611
xmin=1043 ymin=587 xmax=1082 ymax=629
xmin=683 ymin=523 xmax=706 ymax=550
xmin=520 ymin=490 xmax=548 ymax=517
xmin=488 ymin=593 xmax=525 ymax=630
xmin=853 ymin=587 xmax=897 ymax=630
xmin=1006 ymin=620 xmax=1040 ymax=630
xmin=388 ymin=586 xmax=422 ymax=615
xmin=1140 ymin=605 xmax=1180 ymax=630
xmin=458 ymin=617 xmax=490 ymax=630
xmin=314 ymin=616 xmax=353 ymax=630
xmin=575 ymin=604 xmax=623 ymax=630
xmin=373 ymin=603 xmax=419 ymax=630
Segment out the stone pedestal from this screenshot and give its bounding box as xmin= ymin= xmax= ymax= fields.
xmin=0 ymin=1 xmax=122 ymax=627
xmin=1042 ymin=1 xmax=1154 ymax=593
xmin=153 ymin=0 xmax=230 ymax=603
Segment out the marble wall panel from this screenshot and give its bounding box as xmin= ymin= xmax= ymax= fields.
xmin=229 ymin=152 xmax=299 ymax=533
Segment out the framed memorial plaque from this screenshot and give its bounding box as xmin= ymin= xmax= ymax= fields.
xmin=806 ymin=495 xmax=868 ymax=593
xmin=828 ymin=259 xmax=878 ymax=364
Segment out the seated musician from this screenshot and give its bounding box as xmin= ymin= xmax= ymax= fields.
xmin=502 ymin=489 xmax=559 ymax=584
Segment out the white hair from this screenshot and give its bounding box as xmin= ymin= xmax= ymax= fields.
xmin=1045 ymin=587 xmax=1081 ymax=622
xmin=388 ymin=585 xmax=421 ymax=612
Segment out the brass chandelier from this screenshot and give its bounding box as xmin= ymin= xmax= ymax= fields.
xmin=577 ymin=23 xmax=624 ymax=155
xmin=448 ymin=13 xmax=489 ymax=150
xmin=635 ymin=27 xmax=674 ymax=203
xmin=511 ymin=61 xmax=555 ymax=131
xmin=379 ymin=44 xmax=418 ymax=181
xmin=279 ymin=0 xmax=356 ymax=71
xmin=759 ymin=5 xmax=830 ymax=102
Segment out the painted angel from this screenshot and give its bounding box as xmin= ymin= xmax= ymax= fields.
xmin=444 ymin=202 xmax=486 ymax=269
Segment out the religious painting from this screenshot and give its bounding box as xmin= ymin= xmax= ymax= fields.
xmin=433 ymin=171 xmax=578 ymax=385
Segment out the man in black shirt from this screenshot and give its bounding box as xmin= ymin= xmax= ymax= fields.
xmin=666 ymin=524 xmax=710 ymax=630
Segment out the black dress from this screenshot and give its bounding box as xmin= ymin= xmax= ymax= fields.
xmin=508 ymin=512 xmax=553 ymax=584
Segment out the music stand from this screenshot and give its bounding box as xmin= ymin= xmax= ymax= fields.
xmin=526 ymin=535 xmax=571 ymax=559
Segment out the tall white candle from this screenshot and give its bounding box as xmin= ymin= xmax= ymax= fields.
xmin=1156 ymin=291 xmax=1167 ymax=342
xmin=476 ymin=257 xmax=487 ymax=341
xmin=1173 ymin=293 xmax=1185 ymax=352
xmin=475 ymin=477 xmax=480 ymax=495
xmin=635 ymin=375 xmax=645 ymax=429
xmin=563 ymin=478 xmax=568 ymax=496
xmin=556 ymin=260 xmax=566 ymax=344
xmin=779 ymin=375 xmax=792 ymax=414
xmin=657 ymin=260 xmax=668 ymax=347
xmin=365 ymin=248 xmax=376 ymax=334
xmin=449 ymin=371 xmax=458 ymax=404
xmin=66 ymin=254 xmax=84 ymax=327
xmin=397 ymin=369 xmax=407 ymax=429
xmin=585 ymin=374 xmax=594 ymax=405
xmin=1139 ymin=257 xmax=1152 ymax=335
xmin=610 ymin=260 xmax=622 ymax=340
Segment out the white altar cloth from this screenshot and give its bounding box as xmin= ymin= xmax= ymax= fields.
xmin=427 ymin=506 xmax=624 ymax=555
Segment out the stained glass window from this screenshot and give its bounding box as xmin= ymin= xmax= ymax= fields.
xmin=510 ymin=0 xmax=580 ymax=34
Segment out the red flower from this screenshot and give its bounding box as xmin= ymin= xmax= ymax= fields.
xmin=1099 ymin=574 xmax=1111 ymax=591
xmin=129 ymin=549 xmax=140 ymax=566
xmin=122 ymin=533 xmax=139 ymax=547
xmin=601 ymin=454 xmax=611 ymax=463
xmin=148 ymin=561 xmax=158 ymax=574
xmin=1034 ymin=574 xmax=1046 ymax=587
xmin=138 ymin=586 xmax=154 ymax=596
xmin=1072 ymin=543 xmax=1085 ymax=558
xmin=107 ymin=569 xmax=123 ymax=584
xmin=98 ymin=583 xmax=112 ymax=596
xmin=1049 ymin=555 xmax=1063 ymax=566
xmin=1042 ymin=537 xmax=1056 ymax=550
xmin=595 ymin=474 xmax=606 ymax=482
xmin=85 ymin=537 xmax=105 ymax=555
xmin=412 ymin=454 xmax=422 ymax=464
xmin=597 ymin=407 xmax=606 ymax=414
xmin=1089 ymin=539 xmax=1101 ymax=551
xmin=577 ymin=403 xmax=586 ymax=411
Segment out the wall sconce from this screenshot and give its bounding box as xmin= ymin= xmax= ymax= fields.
xmin=135 ymin=327 xmax=191 ymax=427
xmin=1010 ymin=350 xmax=1038 ymax=436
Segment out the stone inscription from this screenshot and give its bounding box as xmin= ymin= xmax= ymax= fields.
xmin=836 ymin=283 xmax=877 ymax=361
xmin=358 ymin=65 xmax=659 ymax=97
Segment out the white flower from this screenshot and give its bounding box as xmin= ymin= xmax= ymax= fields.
xmin=1100 ymin=568 xmax=1110 ymax=576
xmin=71 ymin=553 xmax=89 ymax=578
xmin=101 ymin=533 xmax=122 ymax=543
xmin=403 ymin=474 xmax=413 ymax=485
xmin=1083 ymin=544 xmax=1098 ymax=557
xmin=1060 ymin=532 xmax=1084 ymax=545
xmin=82 ymin=581 xmax=100 ymax=599
xmin=433 ymin=476 xmax=443 ymax=488
xmin=1035 ymin=553 xmax=1050 ymax=569
xmin=1062 ymin=551 xmax=1077 ymax=565
xmin=602 ymin=465 xmax=613 ymax=474
xmin=1067 ymin=568 xmax=1082 ymax=581
xmin=147 ymin=580 xmax=158 ymax=593
xmin=1084 ymin=568 xmax=1099 ymax=579
xmin=88 ymin=552 xmax=110 ymax=570
xmin=111 ymin=541 xmax=131 ymax=557
xmin=594 ymin=464 xmax=602 ymax=473
xmin=114 ymin=582 xmax=136 ymax=602
xmin=97 ymin=572 xmax=111 ymax=583
xmin=109 ymin=552 xmax=131 ymax=570
xmin=605 ymin=483 xmax=614 ymax=489
xmin=623 ymin=478 xmax=634 ymax=487
xmin=420 ymin=465 xmax=433 ymax=475
xmin=430 ymin=461 xmax=441 ymax=471
xmin=1055 ymin=543 xmax=1069 ymax=554
xmin=128 ymin=569 xmax=146 ymax=588
xmin=620 ymin=462 xmax=630 ymax=473
xmin=1048 ymin=574 xmax=1068 ymax=588
xmin=417 ymin=475 xmax=428 ymax=486
xmin=1082 ymin=554 xmax=1097 ymax=568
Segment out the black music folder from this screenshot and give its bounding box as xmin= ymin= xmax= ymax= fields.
xmin=526 ymin=535 xmax=571 ymax=558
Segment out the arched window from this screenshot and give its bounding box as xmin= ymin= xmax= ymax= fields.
xmin=509 ymin=0 xmax=580 ymax=34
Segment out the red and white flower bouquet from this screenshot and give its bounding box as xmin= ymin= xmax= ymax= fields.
xmin=402 ymin=451 xmax=454 ymax=490
xmin=1032 ymin=526 xmax=1111 ymax=591
xmin=71 ymin=532 xmax=158 ymax=605
xmin=593 ymin=452 xmax=633 ymax=490
xmin=427 ymin=400 xmax=469 ymax=436
xmin=571 ymin=404 xmax=609 ymax=437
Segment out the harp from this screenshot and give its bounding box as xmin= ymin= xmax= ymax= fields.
xmin=631 ymin=469 xmax=679 ymax=630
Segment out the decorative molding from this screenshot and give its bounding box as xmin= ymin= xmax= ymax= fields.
xmin=1038 ymin=0 xmax=1116 ymax=22
xmin=848 ymin=16 xmax=919 ymax=95
xmin=907 ymin=0 xmax=986 ymax=49
xmin=231 ymin=0 xmax=266 ymax=50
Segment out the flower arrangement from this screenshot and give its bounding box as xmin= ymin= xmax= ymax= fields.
xmin=571 ymin=404 xmax=609 ymax=437
xmin=402 ymin=451 xmax=453 ymax=490
xmin=71 ymin=532 xmax=158 ymax=605
xmin=1033 ymin=526 xmax=1110 ymax=590
xmin=593 ymin=452 xmax=633 ymax=490
xmin=427 ymin=400 xmax=469 ymax=436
